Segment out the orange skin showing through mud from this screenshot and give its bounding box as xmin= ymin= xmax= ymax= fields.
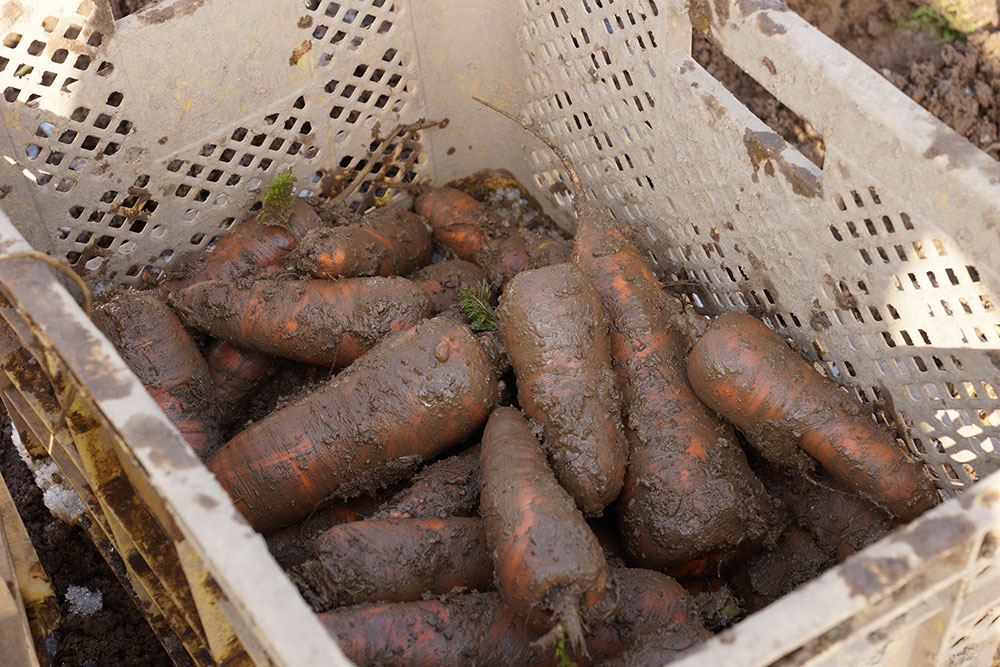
xmin=204 ymin=341 xmax=278 ymax=417
xmin=170 ymin=277 xmax=431 ymax=368
xmin=155 ymin=199 xmax=321 ymax=299
xmin=480 ymin=407 xmax=615 ymax=650
xmin=93 ymin=292 xmax=220 ymax=458
xmin=317 ymin=569 xmax=704 ymax=666
xmin=573 ymin=220 xmax=769 ymax=568
xmin=290 ymin=210 xmax=433 ymax=279
xmin=294 ymin=518 xmax=493 ymax=610
xmin=209 ymin=317 xmax=499 ymax=533
xmin=415 ymin=187 xmax=531 ymax=283
xmin=687 ymin=312 xmax=939 ymax=521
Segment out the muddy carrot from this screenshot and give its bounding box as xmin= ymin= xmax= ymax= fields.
xmin=372 ymin=445 xmax=481 ymax=520
xmin=169 ymin=276 xmax=432 ymax=367
xmin=687 ymin=312 xmax=939 ymax=520
xmin=415 ymin=186 xmax=532 ymax=286
xmin=408 ymin=260 xmax=489 ymax=314
xmin=286 ymin=207 xmax=432 ymax=279
xmin=319 ymin=593 xmax=548 ymax=667
xmin=265 ymin=496 xmax=381 ymax=569
xmin=587 ymin=568 xmax=710 ymax=662
xmin=496 ymin=263 xmax=627 ymax=515
xmin=477 ymin=103 xmax=772 ymax=570
xmin=93 ymin=291 xmax=221 ymax=457
xmin=154 ymin=199 xmax=321 ymax=298
xmin=480 ymin=407 xmax=617 ymax=653
xmin=318 ymin=568 xmax=706 ymax=666
xmin=293 ymin=517 xmax=492 ymax=611
xmin=204 ymin=341 xmax=279 ymax=422
xmin=208 ymin=316 xmax=499 ymax=532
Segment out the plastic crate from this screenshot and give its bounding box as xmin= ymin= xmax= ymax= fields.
xmin=0 ymin=0 xmax=998 ymax=664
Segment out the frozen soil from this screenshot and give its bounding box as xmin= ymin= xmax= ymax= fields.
xmin=694 ymin=0 xmax=1000 ymax=164
xmin=0 ymin=414 xmax=171 ymax=666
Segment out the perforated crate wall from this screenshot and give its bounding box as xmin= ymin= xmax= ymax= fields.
xmin=1 ymin=0 xmax=1000 ymax=665
xmin=0 ymin=0 xmax=425 ymax=284
xmin=1 ymin=0 xmax=1000 ymax=496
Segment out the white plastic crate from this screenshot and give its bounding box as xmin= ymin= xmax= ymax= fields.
xmin=0 ymin=0 xmax=997 ymax=664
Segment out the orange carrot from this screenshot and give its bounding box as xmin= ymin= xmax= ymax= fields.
xmin=204 ymin=341 xmax=279 ymax=422
xmin=372 ymin=445 xmax=481 ymax=520
xmin=475 ymin=100 xmax=771 ymax=568
xmin=729 ymin=523 xmax=832 ymax=612
xmin=480 ymin=407 xmax=616 ymax=653
xmin=154 ymin=199 xmax=321 ymax=299
xmin=319 ymin=593 xmax=547 ymax=667
xmin=409 ymin=260 xmax=489 ymax=314
xmin=318 ymin=568 xmax=705 ymax=666
xmin=415 ymin=187 xmax=532 ymax=285
xmin=170 ymin=276 xmax=432 ymax=367
xmin=93 ymin=291 xmax=220 ymax=457
xmin=587 ymin=568 xmax=709 ymax=662
xmin=496 ymin=263 xmax=627 ymax=515
xmin=286 ymin=207 xmax=432 ymax=279
xmin=293 ymin=517 xmax=492 ymax=611
xmin=265 ymin=496 xmax=381 ymax=569
xmin=208 ymin=316 xmax=500 ymax=532
xmin=687 ymin=312 xmax=939 ymax=520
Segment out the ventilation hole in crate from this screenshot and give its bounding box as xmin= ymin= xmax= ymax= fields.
xmin=107 ymin=91 xmax=123 ymax=106
xmin=65 ymin=250 xmax=81 ymax=265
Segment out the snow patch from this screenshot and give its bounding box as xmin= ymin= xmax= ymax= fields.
xmin=65 ymin=585 xmax=103 ymax=616
xmin=10 ymin=427 xmax=85 ymax=523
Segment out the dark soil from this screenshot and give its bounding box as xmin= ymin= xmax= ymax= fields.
xmin=0 ymin=414 xmax=171 ymax=666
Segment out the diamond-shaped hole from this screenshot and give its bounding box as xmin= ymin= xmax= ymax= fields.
xmin=27 ymin=40 xmax=44 ymax=56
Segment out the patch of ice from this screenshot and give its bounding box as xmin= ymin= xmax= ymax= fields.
xmin=10 ymin=426 xmax=85 ymax=523
xmin=65 ymin=585 xmax=102 ymax=616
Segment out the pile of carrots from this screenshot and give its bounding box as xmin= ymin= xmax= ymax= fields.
xmin=95 ymin=154 xmax=940 ymax=664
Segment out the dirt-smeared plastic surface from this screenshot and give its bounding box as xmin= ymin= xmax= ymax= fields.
xmin=409 ymin=260 xmax=489 ymax=314
xmin=572 ymin=218 xmax=770 ymax=568
xmin=92 ymin=290 xmax=221 ymax=457
xmin=497 ymin=264 xmax=627 ymax=516
xmin=293 ymin=517 xmax=492 ymax=611
xmin=170 ymin=276 xmax=432 ymax=367
xmin=687 ymin=312 xmax=940 ymax=520
xmin=209 ymin=316 xmax=499 ymax=533
xmin=480 ymin=407 xmax=616 ymax=652
xmin=286 ymin=207 xmax=432 ymax=279
xmin=373 ymin=444 xmax=482 ymax=520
